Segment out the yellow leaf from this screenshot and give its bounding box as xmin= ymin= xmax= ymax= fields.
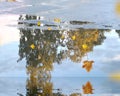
xmin=110 ymin=72 xmax=120 ymax=82
xmin=47 ymin=27 xmax=52 ymax=31
xmin=82 ymin=81 xmax=94 ymax=94
xmin=61 ymin=35 xmax=65 ymax=39
xmin=54 ymin=18 xmax=61 ymax=23
xmin=37 ymin=21 xmax=41 ymax=26
xmin=82 ymin=60 xmax=94 ymax=72
xmin=115 ymin=1 xmax=120 ymax=16
xmin=72 ymin=35 xmax=76 ymax=40
xmin=82 ymin=44 xmax=88 ymax=49
xmin=30 ymin=44 xmax=35 ymax=49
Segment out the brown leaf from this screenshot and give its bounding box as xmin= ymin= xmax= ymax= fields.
xmin=82 ymin=60 xmax=94 ymax=72
xmin=82 ymin=81 xmax=94 ymax=94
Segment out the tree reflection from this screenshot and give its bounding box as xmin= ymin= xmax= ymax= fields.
xmin=17 ymin=14 xmax=101 ymax=96
xmin=24 ymin=65 xmax=68 ymax=96
xmin=18 ymin=72 xmax=94 ymax=96
xmin=18 ymin=28 xmax=67 ymax=75
xmin=116 ymin=30 xmax=120 ymax=37
xmin=70 ymin=93 xmax=82 ymax=96
xmin=26 ymin=68 xmax=53 ymax=96
xmin=18 ymin=14 xmax=110 ymax=73
xmin=67 ymin=29 xmax=108 ymax=63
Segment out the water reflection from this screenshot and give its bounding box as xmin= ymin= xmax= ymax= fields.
xmin=19 ymin=72 xmax=94 ymax=96
xmin=18 ymin=14 xmax=112 ymax=73
xmin=17 ymin=15 xmax=120 ymax=96
xmin=82 ymin=81 xmax=94 ymax=94
xmin=26 ymin=73 xmax=53 ymax=96
xmin=116 ymin=30 xmax=120 ymax=37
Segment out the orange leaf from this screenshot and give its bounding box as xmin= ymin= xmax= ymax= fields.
xmin=82 ymin=81 xmax=94 ymax=94
xmin=82 ymin=60 xmax=94 ymax=72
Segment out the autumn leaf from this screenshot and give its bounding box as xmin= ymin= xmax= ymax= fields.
xmin=47 ymin=27 xmax=52 ymax=31
xmin=37 ymin=21 xmax=41 ymax=26
xmin=71 ymin=35 xmax=76 ymax=40
xmin=30 ymin=44 xmax=35 ymax=49
xmin=115 ymin=1 xmax=120 ymax=16
xmin=54 ymin=18 xmax=61 ymax=23
xmin=82 ymin=44 xmax=88 ymax=50
xmin=82 ymin=60 xmax=94 ymax=72
xmin=82 ymin=81 xmax=94 ymax=94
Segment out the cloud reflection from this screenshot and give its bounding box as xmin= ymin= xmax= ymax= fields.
xmin=0 ymin=14 xmax=19 ymax=46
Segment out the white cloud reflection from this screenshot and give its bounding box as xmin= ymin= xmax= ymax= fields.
xmin=0 ymin=14 xmax=19 ymax=46
xmin=103 ymin=55 xmax=120 ymax=62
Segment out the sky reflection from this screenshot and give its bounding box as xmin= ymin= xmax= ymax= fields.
xmin=0 ymin=0 xmax=120 ymax=96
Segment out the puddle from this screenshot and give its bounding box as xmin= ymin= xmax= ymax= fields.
xmin=0 ymin=0 xmax=120 ymax=96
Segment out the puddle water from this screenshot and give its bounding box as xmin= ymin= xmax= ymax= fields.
xmin=0 ymin=0 xmax=120 ymax=96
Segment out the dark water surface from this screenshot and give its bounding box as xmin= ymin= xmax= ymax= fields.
xmin=0 ymin=0 xmax=120 ymax=96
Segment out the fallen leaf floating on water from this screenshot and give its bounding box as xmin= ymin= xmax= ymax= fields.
xmin=37 ymin=21 xmax=41 ymax=26
xmin=82 ymin=81 xmax=94 ymax=94
xmin=47 ymin=27 xmax=52 ymax=31
xmin=82 ymin=44 xmax=88 ymax=50
xmin=71 ymin=35 xmax=76 ymax=40
xmin=54 ymin=18 xmax=61 ymax=23
xmin=30 ymin=44 xmax=35 ymax=49
xmin=82 ymin=60 xmax=94 ymax=72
